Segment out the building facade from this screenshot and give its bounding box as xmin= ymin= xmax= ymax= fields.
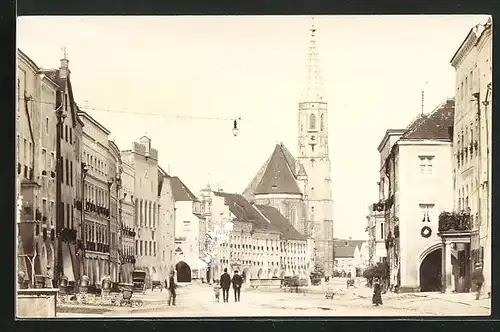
xmin=17 ymin=49 xmax=55 ymax=285
xmin=79 ymin=111 xmax=113 ymax=285
xmin=119 ymin=159 xmax=136 ymax=282
xmin=169 ymin=175 xmax=206 ymax=282
xmin=379 ymin=100 xmax=455 ymax=293
xmin=366 ymin=202 xmax=387 ymax=267
xmin=211 ymin=191 xmax=309 ymax=284
xmin=157 ymin=167 xmax=176 ymax=281
xmin=449 ymin=18 xmax=492 ymax=296
xmin=122 ymin=136 xmax=160 ymax=286
xmin=107 ymin=140 xmax=122 ymax=282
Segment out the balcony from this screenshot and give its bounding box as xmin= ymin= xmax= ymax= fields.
xmin=438 ymin=211 xmax=472 ymax=233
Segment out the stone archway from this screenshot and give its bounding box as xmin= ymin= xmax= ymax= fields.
xmin=257 ymin=268 xmax=263 ymax=279
xmin=419 ymin=248 xmax=442 ymax=292
xmin=279 ymin=270 xmax=285 ymax=278
xmin=175 ymin=261 xmax=191 ymax=282
xmin=273 ymin=268 xmax=279 ymax=278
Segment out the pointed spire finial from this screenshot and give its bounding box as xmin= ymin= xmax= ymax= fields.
xmin=300 ymin=17 xmax=324 ymax=102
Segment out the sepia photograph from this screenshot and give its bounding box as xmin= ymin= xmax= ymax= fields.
xmin=15 ymin=14 xmax=492 ymax=318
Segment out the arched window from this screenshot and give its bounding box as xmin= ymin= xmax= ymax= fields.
xmin=309 ymin=113 xmax=316 ymax=130
xmin=320 ymin=114 xmax=324 ymax=131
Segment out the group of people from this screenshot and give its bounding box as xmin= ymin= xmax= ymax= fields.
xmin=215 ymin=268 xmax=243 ymax=303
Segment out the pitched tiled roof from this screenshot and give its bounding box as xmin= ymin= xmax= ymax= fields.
xmin=402 ymin=99 xmax=455 ymax=141
xmin=245 ymin=143 xmax=303 ymax=197
xmin=168 ymin=176 xmax=197 ymax=202
xmin=335 ymin=245 xmax=357 ymax=258
xmin=254 ymin=204 xmax=307 ymax=240
xmin=213 ymin=191 xmax=280 ymax=232
xmin=334 ymin=239 xmax=365 ymax=249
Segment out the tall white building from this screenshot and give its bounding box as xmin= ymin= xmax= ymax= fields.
xmin=379 ymin=100 xmax=455 ymax=292
xmin=121 ymin=136 xmax=161 ymax=286
xmin=79 ymin=111 xmax=114 ymax=284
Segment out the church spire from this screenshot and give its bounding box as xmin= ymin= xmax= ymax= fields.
xmin=300 ymin=18 xmax=324 ymax=102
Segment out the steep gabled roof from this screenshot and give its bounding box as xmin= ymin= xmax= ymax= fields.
xmin=401 ymin=98 xmax=455 ymax=141
xmin=335 ymin=245 xmax=357 ymax=258
xmin=213 ymin=191 xmax=280 ymax=232
xmin=254 ymin=204 xmax=307 ymax=240
xmin=244 ymin=143 xmax=303 ymax=197
xmin=334 ymin=239 xmax=365 ymax=249
xmin=168 ymin=176 xmax=197 ymax=202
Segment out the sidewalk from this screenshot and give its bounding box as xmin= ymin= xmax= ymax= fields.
xmin=414 ymin=292 xmax=491 ymax=310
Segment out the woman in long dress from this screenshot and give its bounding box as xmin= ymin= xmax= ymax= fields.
xmin=372 ymin=278 xmax=383 ymax=306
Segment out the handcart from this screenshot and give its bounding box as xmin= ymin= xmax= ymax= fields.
xmin=119 ymin=283 xmax=144 ymax=307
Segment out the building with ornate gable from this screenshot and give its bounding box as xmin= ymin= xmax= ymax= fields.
xmin=378 ymin=99 xmax=455 ymax=293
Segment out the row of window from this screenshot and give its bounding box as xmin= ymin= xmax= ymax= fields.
xmin=458 ymin=184 xmax=471 ymax=212
xmin=85 ymin=222 xmax=109 ymax=245
xmin=83 ymin=151 xmax=108 ymax=178
xmin=84 ymin=183 xmax=110 ymax=208
xmin=122 ymin=245 xmax=134 ymax=257
xmin=135 ymin=199 xmax=158 ymax=228
xmin=305 ymin=113 xmax=326 ymax=132
xmin=228 ymin=235 xmax=306 ymax=251
xmin=135 ymin=240 xmax=157 ymax=257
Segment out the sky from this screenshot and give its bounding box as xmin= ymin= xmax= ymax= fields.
xmin=17 ymin=15 xmax=490 ymax=240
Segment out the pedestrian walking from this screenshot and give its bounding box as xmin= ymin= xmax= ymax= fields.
xmin=472 ymin=263 xmax=485 ymax=300
xmin=231 ymin=270 xmax=243 ymax=302
xmin=220 ymin=268 xmax=231 ymax=303
xmin=167 ymin=270 xmax=177 ymax=306
xmin=372 ymin=278 xmax=383 ymax=306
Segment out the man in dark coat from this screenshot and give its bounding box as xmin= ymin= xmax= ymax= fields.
xmin=231 ymin=270 xmax=243 ymax=302
xmin=472 ymin=263 xmax=485 ymax=300
xmin=220 ymin=268 xmax=231 ymax=303
xmin=372 ymin=278 xmax=383 ymax=306
xmin=168 ymin=270 xmax=177 ymax=306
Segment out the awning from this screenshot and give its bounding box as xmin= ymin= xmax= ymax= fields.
xmin=62 ymin=242 xmax=75 ymax=281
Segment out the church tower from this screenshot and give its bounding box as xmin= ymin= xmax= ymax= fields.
xmin=297 ymin=21 xmax=335 ymax=274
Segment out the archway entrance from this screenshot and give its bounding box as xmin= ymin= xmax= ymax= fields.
xmin=420 ymin=248 xmax=442 ymax=292
xmin=242 ymin=267 xmax=250 ymax=283
xmin=175 ymin=261 xmax=191 ymax=282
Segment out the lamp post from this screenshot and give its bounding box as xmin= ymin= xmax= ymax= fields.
xmin=55 ymin=101 xmax=67 ymax=286
xmin=80 ymin=162 xmax=89 ymax=275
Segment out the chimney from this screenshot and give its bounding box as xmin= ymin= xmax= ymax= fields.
xmin=59 ymin=57 xmax=70 ymax=79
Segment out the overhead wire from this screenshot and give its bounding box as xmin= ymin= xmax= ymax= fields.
xmin=18 ymin=97 xmax=241 ymax=122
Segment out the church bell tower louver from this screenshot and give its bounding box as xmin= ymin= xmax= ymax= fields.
xmin=297 ymin=20 xmax=335 ymax=274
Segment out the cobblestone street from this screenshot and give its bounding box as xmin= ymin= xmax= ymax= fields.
xmin=56 ymin=281 xmax=490 ymax=317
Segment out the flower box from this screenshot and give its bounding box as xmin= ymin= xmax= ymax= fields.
xmin=438 ymin=211 xmax=472 ymax=232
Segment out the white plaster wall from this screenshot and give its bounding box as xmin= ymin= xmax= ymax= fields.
xmin=398 ymin=142 xmax=454 ymax=289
